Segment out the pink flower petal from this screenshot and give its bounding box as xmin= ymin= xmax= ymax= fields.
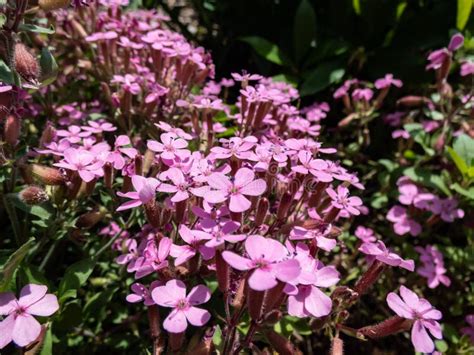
xmin=0 ymin=314 xmax=14 ymax=349
xmin=18 ymin=284 xmax=47 ymax=308
xmin=12 ymin=313 xmax=41 ymax=347
xmin=163 ymin=309 xmax=188 ymax=333
xmin=411 ymin=320 xmax=434 ymax=353
xmin=386 ymin=292 xmax=413 ymax=319
xmin=221 ymin=251 xmax=252 ymax=271
xmin=26 ymin=294 xmax=59 ymax=317
xmin=240 ymin=179 xmax=267 ymax=196
xmin=248 ymin=268 xmax=277 ymax=291
xmin=234 ymin=168 xmax=255 ymax=187
xmin=229 ymin=194 xmax=251 ymax=212
xmin=304 ymin=286 xmax=332 ymax=317
xmin=184 ymin=306 xmax=211 ymax=326
xmin=187 ymin=285 xmax=211 ymax=305
xmin=0 ymin=292 xmax=16 ymax=316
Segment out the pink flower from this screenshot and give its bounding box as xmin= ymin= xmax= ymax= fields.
xmin=126 ymin=281 xmax=161 ymax=305
xmin=326 ymin=185 xmax=363 ymax=217
xmin=284 ymin=243 xmax=339 ymax=318
xmin=426 ymin=33 xmax=464 ymax=71
xmin=289 ymin=226 xmax=336 ymax=252
xmin=415 ymin=246 xmax=451 ymax=289
xmin=398 ymin=181 xmax=420 ymax=205
xmin=170 ymin=225 xmax=215 ymax=266
xmin=375 ymin=74 xmax=403 ymax=89
xmin=222 ymin=235 xmax=301 ymax=291
xmin=54 ymin=148 xmax=104 ymax=182
xmin=111 ymin=74 xmax=141 ymax=94
xmin=352 ymin=88 xmax=374 ymax=102
xmin=386 ymin=205 xmax=422 ymax=236
xmin=107 ymin=135 xmax=138 ymax=170
xmin=438 ymin=198 xmax=464 ymax=222
xmin=210 ymin=137 xmax=257 ymax=160
xmin=82 ymin=121 xmax=117 ymax=134
xmin=155 ymin=122 xmax=193 ymax=140
xmin=461 ymin=61 xmax=474 ymax=76
xmin=392 ymin=129 xmax=410 ymax=139
xmin=56 ymin=125 xmax=91 ymax=143
xmin=359 ymin=241 xmax=415 ymax=271
xmin=151 ymin=279 xmax=211 ymax=333
xmin=134 ymin=237 xmax=172 ymax=278
xmin=147 ymin=133 xmax=190 ymax=161
xmin=116 ymin=175 xmax=160 ymax=211
xmin=0 ymin=284 xmax=59 ymax=349
xmin=191 ymin=220 xmax=246 ymax=248
xmin=354 ymin=226 xmax=377 ymax=243
xmin=205 ymin=168 xmax=267 ymax=213
xmin=231 ymin=71 xmax=262 ymax=82
xmin=387 ymin=286 xmax=442 ymax=353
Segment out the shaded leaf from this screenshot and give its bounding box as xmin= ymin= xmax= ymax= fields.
xmin=240 ymin=36 xmax=286 ymax=65
xmin=447 ymin=147 xmax=469 ymax=175
xmin=294 ymin=0 xmax=316 ymax=62
xmin=0 ymin=238 xmax=35 ymax=291
xmin=403 ymin=167 xmax=451 ymax=196
xmin=300 ymin=61 xmax=345 ymax=96
xmin=40 ymin=47 xmax=59 ymax=86
xmin=18 ymin=23 xmax=55 ymax=34
xmin=453 ymin=134 xmax=474 ymax=166
xmin=58 ymin=258 xmax=96 ymax=302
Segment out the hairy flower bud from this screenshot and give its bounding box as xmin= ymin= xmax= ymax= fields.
xmin=76 ymin=210 xmax=105 ymax=229
xmin=264 ymin=330 xmax=298 ymax=355
xmin=357 ymin=316 xmax=412 ymax=339
xmin=247 ymin=287 xmax=265 ymax=321
xmin=39 ymin=122 xmax=56 ymax=148
xmin=30 ymin=164 xmax=66 ymax=185
xmin=4 ymin=115 xmax=21 ymax=146
xmin=14 ymin=43 xmax=40 ymax=83
xmin=38 ymin=0 xmax=71 ymax=11
xmin=331 ymin=336 xmax=344 ymax=355
xmin=19 ymin=185 xmax=49 ymax=205
xmin=353 ymin=260 xmax=386 ymax=296
xmin=396 ymin=96 xmax=428 ymax=108
xmin=254 ymin=197 xmax=269 ymax=226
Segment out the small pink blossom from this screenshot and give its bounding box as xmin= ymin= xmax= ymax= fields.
xmin=151 ymin=280 xmax=211 ymax=333
xmin=147 ymin=133 xmax=190 ymax=161
xmin=126 ymin=281 xmax=161 ymax=305
xmin=354 ymin=226 xmax=377 ymax=243
xmin=117 ymin=175 xmax=159 ymax=211
xmin=326 ymin=185 xmax=363 ymax=217
xmin=387 ymin=205 xmax=422 ymax=236
xmin=387 ymin=286 xmax=442 ymax=353
xmin=0 ymin=284 xmax=59 ymax=349
xmin=54 ymin=148 xmax=104 ymax=182
xmin=56 ymin=125 xmax=91 ymax=143
xmin=375 ymin=74 xmax=403 ymax=89
xmin=359 ymin=241 xmax=415 ymax=271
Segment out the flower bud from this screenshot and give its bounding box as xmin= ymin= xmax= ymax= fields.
xmin=30 ymin=164 xmax=66 ymax=185
xmin=76 ymin=210 xmax=105 ymax=229
xmin=331 ymin=336 xmax=344 ymax=355
xmin=254 ymin=197 xmax=269 ymax=227
xmin=396 ymin=96 xmax=428 ymax=108
xmin=39 ymin=122 xmax=56 ymax=147
xmin=19 ymin=185 xmax=48 ymax=205
xmin=232 ymin=277 xmax=246 ymax=311
xmin=215 ymin=250 xmax=229 ymax=292
xmin=4 ymin=114 xmax=21 ymax=146
xmin=144 ymin=200 xmax=160 ymax=227
xmin=169 ymin=331 xmax=184 ymax=351
xmin=353 ymin=260 xmax=386 ymax=296
xmin=276 ymin=193 xmax=292 ymax=220
xmin=247 ymin=287 xmax=265 ymax=321
xmin=357 ymin=316 xmax=412 ymax=339
xmin=263 ymin=330 xmax=298 ymax=355
xmin=104 ymin=162 xmax=113 ymax=189
xmin=38 ymin=0 xmax=71 ymax=11
xmin=13 ymin=43 xmax=40 ymax=84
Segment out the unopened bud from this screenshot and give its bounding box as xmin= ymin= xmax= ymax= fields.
xmin=19 ymin=185 xmax=48 ymax=205
xmin=38 ymin=0 xmax=71 ymax=11
xmin=263 ymin=330 xmax=297 ymax=355
xmin=396 ymin=96 xmax=428 ymax=108
xmin=134 ymin=154 xmax=143 ymax=176
xmin=254 ymin=198 xmax=269 ymax=226
xmin=215 ymin=250 xmax=229 ymax=292
xmin=104 ymin=163 xmax=113 ymax=189
xmin=4 ymin=115 xmax=21 ymax=146
xmin=143 ymin=149 xmax=155 ymax=175
xmin=76 ymin=210 xmax=105 ymax=229
xmin=232 ymin=278 xmax=246 ymax=310
xmin=14 ymin=43 xmax=40 ymax=83
xmin=247 ymin=287 xmax=265 ymax=321
xmin=39 ymin=122 xmax=56 ymax=147
xmin=277 ymin=193 xmax=292 ymax=220
xmin=331 ymin=336 xmax=344 ymax=355
xmin=358 ymin=316 xmax=412 ymax=339
xmin=144 ymin=200 xmax=160 ymax=227
xmin=30 ymin=164 xmax=65 ymax=185
xmin=169 ymin=331 xmax=184 ymax=351
xmin=353 ymin=260 xmax=386 ymax=296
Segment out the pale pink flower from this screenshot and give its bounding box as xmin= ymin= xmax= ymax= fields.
xmin=0 ymin=284 xmax=59 ymax=349
xmin=151 ymin=280 xmax=211 ymax=333
xmin=354 ymin=226 xmax=377 ymax=243
xmin=134 ymin=237 xmax=172 ymax=279
xmin=147 ymin=133 xmax=190 ymax=161
xmin=359 ymin=241 xmax=415 ymax=271
xmin=326 ymin=185 xmax=363 ymax=217
xmin=54 ymin=148 xmax=104 ymax=182
xmin=222 ymin=235 xmax=301 ymax=291
xmin=387 ymin=286 xmax=442 ymax=353
xmin=375 ymin=74 xmax=403 ymax=89
xmin=387 ymin=205 xmax=422 ymax=236
xmin=170 ymin=225 xmax=215 ymax=266
xmin=126 ymin=281 xmax=161 ymax=305
xmin=56 ymin=125 xmax=91 ymax=143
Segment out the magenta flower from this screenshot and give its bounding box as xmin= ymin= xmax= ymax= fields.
xmin=191 ymin=220 xmax=246 ymax=248
xmin=117 ymin=175 xmax=159 ymax=211
xmin=354 ymin=226 xmax=377 ymax=243
xmin=107 ymin=135 xmax=138 ymax=170
xmin=415 ymin=246 xmax=451 ymax=289
xmin=82 ymin=121 xmax=117 ymax=134
xmin=54 ymin=148 xmax=104 ymax=182
xmin=386 ymin=205 xmax=422 ymax=236
xmin=289 ymin=226 xmax=336 ymax=252
xmin=147 ymin=133 xmax=190 ymax=161
xmin=222 ymin=235 xmax=301 ymax=291
xmin=426 ymin=33 xmax=464 ymax=71
xmin=151 ymin=280 xmax=211 ymax=333
xmin=126 ymin=281 xmax=161 ymax=305
xmin=205 ymin=168 xmax=267 ymax=213
xmin=111 ymin=74 xmax=141 ymax=95
xmin=170 ymin=225 xmax=215 ymax=266
xmin=326 ymin=185 xmax=363 ymax=217
xmin=375 ymin=74 xmax=403 ymax=89
xmin=398 ymin=181 xmax=420 ymax=205
xmin=156 ymin=168 xmax=194 ymax=202
xmin=461 ymin=61 xmax=474 ymax=76
xmin=438 ymin=198 xmax=464 ymax=222
xmin=352 ymin=88 xmax=374 ymax=102
xmin=0 ymin=284 xmax=59 ymax=349
xmin=210 ymin=136 xmax=257 ymax=160
xmin=134 ymin=237 xmax=172 ymax=279
xmin=387 ymin=286 xmax=442 ymax=353
xmin=359 ymin=241 xmax=414 ymax=271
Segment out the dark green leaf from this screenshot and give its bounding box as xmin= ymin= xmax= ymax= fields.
xmin=293 ymin=0 xmax=316 ymax=62
xmin=40 ymin=47 xmax=59 ymax=86
xmin=58 ymin=259 xmax=96 ymax=302
xmin=240 ymin=36 xmax=286 ymax=65
xmin=7 ymin=193 xmax=53 ymax=220
xmin=403 ymin=167 xmax=451 ymax=196
xmin=0 ymin=59 xmax=14 ymax=85
xmin=447 ymin=147 xmax=469 ymax=175
xmin=18 ymin=23 xmax=55 ymax=34
xmin=300 ymin=61 xmax=345 ymax=96
xmin=0 ymin=238 xmax=35 ymax=291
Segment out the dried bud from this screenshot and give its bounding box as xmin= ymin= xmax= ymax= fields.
xmin=19 ymin=185 xmax=48 ymax=205
xmin=331 ymin=336 xmax=344 ymax=355
xmin=30 ymin=164 xmax=65 ymax=185
xmin=14 ymin=43 xmax=40 ymax=83
xmin=38 ymin=0 xmax=71 ymax=11
xmin=264 ymin=330 xmax=298 ymax=355
xmin=4 ymin=115 xmax=21 ymax=146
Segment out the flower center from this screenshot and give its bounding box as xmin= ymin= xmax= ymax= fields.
xmin=176 ymin=298 xmax=189 ymax=310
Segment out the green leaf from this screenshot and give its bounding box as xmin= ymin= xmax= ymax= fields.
xmin=240 ymin=36 xmax=286 ymax=65
xmin=58 ymin=258 xmax=96 ymax=302
xmin=0 ymin=238 xmax=35 ymax=291
xmin=0 ymin=59 xmax=14 ymax=85
xmin=40 ymin=47 xmax=59 ymax=86
xmin=18 ymin=23 xmax=55 ymax=34
xmin=7 ymin=193 xmax=53 ymax=220
xmin=457 ymin=0 xmax=473 ymax=30
xmin=451 ymin=183 xmax=474 ymax=200
xmin=403 ymin=167 xmax=451 ymax=196
xmin=40 ymin=326 xmax=53 ymax=355
xmin=212 ymin=325 xmax=224 ymax=352
xmin=0 ymin=14 xmax=6 ymax=29
xmin=447 ymin=147 xmax=469 ymax=175
xmin=293 ymin=0 xmax=316 ymax=62
xmin=453 ymin=134 xmax=474 ymax=166
xmin=300 ymin=61 xmax=345 ymax=96
xmin=435 ymin=339 xmax=448 ymax=352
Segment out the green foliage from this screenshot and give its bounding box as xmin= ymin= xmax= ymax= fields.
xmin=457 ymin=0 xmax=474 ymax=30
xmin=0 ymin=238 xmax=35 ymax=292
xmin=58 ymin=259 xmax=96 ymax=302
xmin=240 ymin=36 xmax=288 ymax=66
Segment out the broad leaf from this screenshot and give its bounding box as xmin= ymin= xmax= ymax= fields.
xmin=40 ymin=47 xmax=59 ymax=86
xmin=58 ymin=258 xmax=96 ymax=302
xmin=403 ymin=167 xmax=451 ymax=196
xmin=453 ymin=134 xmax=474 ymax=166
xmin=0 ymin=59 xmax=14 ymax=84
xmin=293 ymin=0 xmax=316 ymax=62
xmin=457 ymin=0 xmax=473 ymax=30
xmin=447 ymin=147 xmax=469 ymax=175
xmin=240 ymin=36 xmax=286 ymax=65
xmin=0 ymin=238 xmax=35 ymax=291
xmin=300 ymin=61 xmax=345 ymax=96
